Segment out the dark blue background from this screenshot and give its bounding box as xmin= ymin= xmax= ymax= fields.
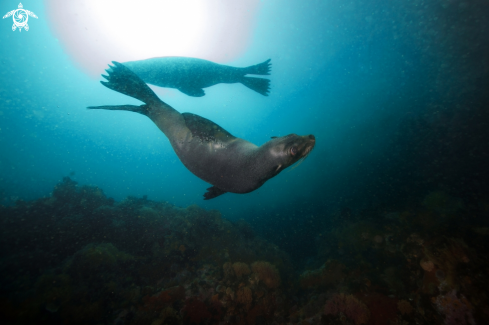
xmin=1 ymin=0 xmax=487 ymax=262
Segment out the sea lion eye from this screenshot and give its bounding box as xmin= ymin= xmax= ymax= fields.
xmin=290 ymin=147 xmax=297 ymax=156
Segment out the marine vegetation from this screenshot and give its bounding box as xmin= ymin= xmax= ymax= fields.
xmin=1 ymin=177 xmax=489 ymax=324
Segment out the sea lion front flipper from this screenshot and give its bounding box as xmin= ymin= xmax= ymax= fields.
xmin=204 ymin=186 xmax=227 ymax=200
xmin=178 ymin=86 xmax=205 ymax=97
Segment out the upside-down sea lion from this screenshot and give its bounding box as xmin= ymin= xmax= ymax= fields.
xmin=123 ymin=57 xmax=271 ymax=97
xmin=88 ymin=62 xmax=315 ymax=200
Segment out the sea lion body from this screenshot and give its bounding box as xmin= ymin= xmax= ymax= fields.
xmin=124 ymin=57 xmax=271 ymax=97
xmin=89 ymin=62 xmax=314 ymax=199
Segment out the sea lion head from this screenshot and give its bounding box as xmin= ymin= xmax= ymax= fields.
xmin=263 ymin=134 xmax=316 ymax=174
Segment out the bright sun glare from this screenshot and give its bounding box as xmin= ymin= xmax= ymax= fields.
xmin=89 ymin=1 xmax=206 ymax=59
xmin=46 ymin=0 xmax=260 ymax=77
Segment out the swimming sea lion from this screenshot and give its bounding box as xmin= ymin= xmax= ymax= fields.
xmin=123 ymin=57 xmax=271 ymax=97
xmin=88 ymin=62 xmax=315 ymax=200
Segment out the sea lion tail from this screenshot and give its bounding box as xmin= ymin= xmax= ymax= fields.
xmin=243 ymin=59 xmax=271 ymax=75
xmin=241 ymin=77 xmax=271 ymax=96
xmin=100 ymin=61 xmax=160 ymax=106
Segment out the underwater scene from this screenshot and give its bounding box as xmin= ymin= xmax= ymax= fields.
xmin=1 ymin=0 xmax=488 ymax=324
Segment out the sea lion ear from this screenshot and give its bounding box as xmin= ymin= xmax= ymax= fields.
xmin=271 ymin=136 xmax=277 ymax=139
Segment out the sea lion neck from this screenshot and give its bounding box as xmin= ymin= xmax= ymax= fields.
xmin=253 ymin=140 xmax=286 ymax=171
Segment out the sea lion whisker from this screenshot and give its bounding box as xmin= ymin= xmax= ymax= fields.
xmin=291 ymin=157 xmax=306 ymax=170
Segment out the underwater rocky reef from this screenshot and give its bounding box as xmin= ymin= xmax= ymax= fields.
xmin=1 ymin=178 xmax=489 ymax=324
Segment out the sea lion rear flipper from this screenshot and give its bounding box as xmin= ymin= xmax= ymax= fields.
xmin=243 ymin=59 xmax=271 ymax=75
xmin=100 ymin=62 xmax=162 ymax=106
xmin=178 ymin=87 xmax=205 ymax=97
xmin=241 ymin=77 xmax=270 ymax=96
xmin=203 ymin=186 xmax=227 ymax=200
xmin=87 ymin=104 xmax=149 ymax=116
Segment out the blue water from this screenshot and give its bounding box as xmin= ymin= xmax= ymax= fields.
xmin=1 ymin=1 xmax=430 ymax=208
xmin=1 ymin=1 xmax=488 ymax=324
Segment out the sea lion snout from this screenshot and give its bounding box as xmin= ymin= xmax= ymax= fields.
xmin=296 ymin=135 xmax=315 ymax=158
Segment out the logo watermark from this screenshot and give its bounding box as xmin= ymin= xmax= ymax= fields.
xmin=3 ymin=3 xmax=38 ymax=32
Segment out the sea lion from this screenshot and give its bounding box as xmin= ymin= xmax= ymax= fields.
xmin=88 ymin=62 xmax=315 ymax=200
xmin=123 ymin=57 xmax=271 ymax=97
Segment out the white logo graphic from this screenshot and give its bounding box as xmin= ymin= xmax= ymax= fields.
xmin=3 ymin=3 xmax=38 ymax=32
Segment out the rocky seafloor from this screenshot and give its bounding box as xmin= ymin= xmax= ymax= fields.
xmin=1 ymin=178 xmax=488 ymax=324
